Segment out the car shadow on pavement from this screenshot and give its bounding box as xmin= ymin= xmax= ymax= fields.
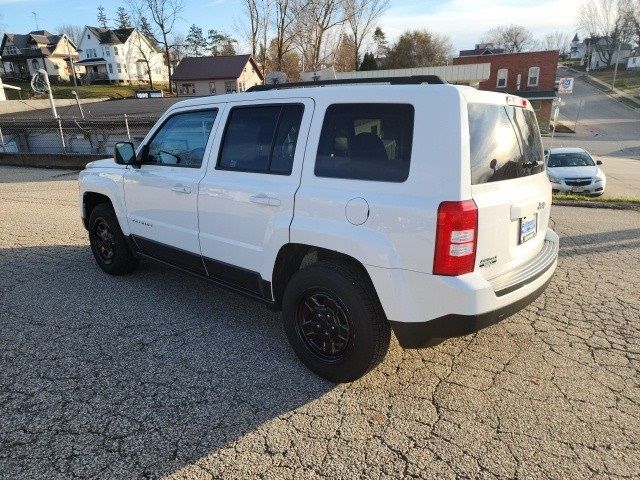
xmin=0 ymin=244 xmax=333 ymax=478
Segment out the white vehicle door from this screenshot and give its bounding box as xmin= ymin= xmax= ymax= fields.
xmin=124 ymin=107 xmax=222 ymax=272
xmin=198 ymin=98 xmax=314 ymax=297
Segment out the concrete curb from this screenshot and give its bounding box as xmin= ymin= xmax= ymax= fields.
xmin=553 ymin=199 xmax=640 ymax=211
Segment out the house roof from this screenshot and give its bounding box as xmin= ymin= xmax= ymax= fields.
xmin=459 ymin=47 xmax=505 ymax=57
xmin=172 ymin=55 xmax=263 ymax=81
xmin=86 ymin=26 xmax=135 ymax=45
xmin=1 ymin=30 xmax=67 ymax=58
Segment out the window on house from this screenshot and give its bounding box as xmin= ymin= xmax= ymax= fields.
xmin=179 ymin=83 xmax=196 ymax=95
xmin=87 ymin=34 xmax=91 ymax=39
xmin=217 ymin=104 xmax=305 ymax=175
xmin=225 ymin=81 xmax=236 ymax=93
xmin=117 ymin=63 xmax=122 ymax=73
xmin=315 ymin=104 xmax=415 ymax=183
xmin=527 ymin=66 xmax=540 ymax=87
xmin=146 ymin=110 xmax=218 ymax=168
xmin=108 ymin=63 xmax=113 ymax=73
xmin=123 ymin=63 xmax=127 ymax=73
xmin=209 ymin=82 xmax=216 ymax=95
xmin=105 ymin=47 xmax=111 ymax=57
xmin=114 ymin=46 xmax=119 ymax=56
xmin=496 ymin=68 xmax=508 ymax=88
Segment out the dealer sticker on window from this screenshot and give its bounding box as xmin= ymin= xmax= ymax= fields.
xmin=519 ymin=214 xmax=537 ymax=244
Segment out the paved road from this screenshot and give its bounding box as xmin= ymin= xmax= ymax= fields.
xmin=548 ymin=67 xmax=640 ymax=159
xmin=1 ymin=167 xmax=639 ymax=479
xmin=542 ymin=68 xmax=640 ymax=199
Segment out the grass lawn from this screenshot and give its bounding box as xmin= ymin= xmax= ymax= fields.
xmin=4 ymin=82 xmax=171 ymax=100
xmin=553 ymin=193 xmax=640 ymax=205
xmin=567 ymin=64 xmax=640 ymax=96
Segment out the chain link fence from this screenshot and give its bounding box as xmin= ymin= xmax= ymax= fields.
xmin=0 ymin=115 xmax=157 ymax=155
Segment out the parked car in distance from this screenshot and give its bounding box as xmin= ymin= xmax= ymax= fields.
xmin=79 ymin=77 xmax=559 ymax=382
xmin=546 ymin=147 xmax=606 ymax=196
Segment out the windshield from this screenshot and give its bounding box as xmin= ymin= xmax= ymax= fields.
xmin=468 ymin=103 xmax=545 ymax=185
xmin=547 ymin=152 xmax=595 ymax=168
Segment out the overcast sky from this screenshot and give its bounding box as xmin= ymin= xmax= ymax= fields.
xmin=0 ymin=0 xmax=581 ymax=53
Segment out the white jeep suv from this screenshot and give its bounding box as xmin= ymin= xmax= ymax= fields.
xmin=79 ymin=77 xmax=558 ymax=382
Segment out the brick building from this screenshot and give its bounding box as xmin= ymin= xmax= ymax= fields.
xmin=453 ymin=50 xmax=559 ymax=132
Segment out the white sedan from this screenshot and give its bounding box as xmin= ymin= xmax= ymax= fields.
xmin=546 ymin=147 xmax=606 ymax=196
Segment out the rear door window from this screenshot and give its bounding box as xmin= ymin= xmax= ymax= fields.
xmin=315 ymin=103 xmax=414 ymax=182
xmin=217 ymin=104 xmax=304 ymax=175
xmin=468 ymin=103 xmax=544 ymax=185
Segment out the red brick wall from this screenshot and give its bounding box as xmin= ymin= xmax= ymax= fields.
xmin=453 ymin=50 xmax=559 ymax=92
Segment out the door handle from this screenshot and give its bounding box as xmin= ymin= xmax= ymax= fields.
xmin=171 ymin=184 xmax=192 ymax=194
xmin=250 ymin=193 xmax=281 ymax=207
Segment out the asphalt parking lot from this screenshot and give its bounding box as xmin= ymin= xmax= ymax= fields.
xmin=1 ymin=167 xmax=639 ymax=479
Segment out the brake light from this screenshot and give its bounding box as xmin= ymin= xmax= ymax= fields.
xmin=433 ymin=200 xmax=478 ymax=276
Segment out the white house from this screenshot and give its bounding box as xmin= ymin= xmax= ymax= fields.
xmin=586 ymin=38 xmax=633 ymax=70
xmin=569 ymin=33 xmax=585 ymax=61
xmin=0 ymin=30 xmax=82 ymax=82
xmin=75 ymin=26 xmax=167 ymax=85
xmin=627 ymin=50 xmax=640 ymax=70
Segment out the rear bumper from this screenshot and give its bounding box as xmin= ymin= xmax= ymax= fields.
xmin=390 ymin=276 xmax=552 ymax=348
xmin=366 ymin=229 xmax=558 ymax=348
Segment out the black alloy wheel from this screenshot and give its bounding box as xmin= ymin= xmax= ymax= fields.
xmin=296 ymin=290 xmax=352 ymax=361
xmin=93 ymin=217 xmax=116 ymax=264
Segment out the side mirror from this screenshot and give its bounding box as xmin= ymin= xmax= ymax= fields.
xmin=114 ymin=142 xmax=136 ymax=165
xmin=596 ymin=160 xmax=603 ymax=165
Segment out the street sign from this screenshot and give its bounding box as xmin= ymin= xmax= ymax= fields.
xmin=558 ymin=77 xmax=574 ymax=94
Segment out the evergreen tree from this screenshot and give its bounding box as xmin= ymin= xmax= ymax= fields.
xmin=97 ymin=5 xmax=108 ymax=28
xmin=207 ymin=29 xmax=237 ymax=56
xmin=139 ymin=16 xmax=158 ymax=48
xmin=186 ymin=24 xmax=207 ymax=57
xmin=116 ymin=7 xmax=132 ymax=29
xmin=373 ymin=27 xmax=388 ymax=58
xmin=359 ymin=52 xmax=378 ymax=71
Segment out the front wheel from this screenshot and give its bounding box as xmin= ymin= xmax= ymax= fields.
xmin=282 ymin=260 xmax=390 ymax=383
xmin=88 ymin=203 xmax=138 ymax=275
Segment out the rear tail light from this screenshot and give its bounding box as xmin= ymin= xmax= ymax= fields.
xmin=433 ymin=200 xmax=478 ymax=276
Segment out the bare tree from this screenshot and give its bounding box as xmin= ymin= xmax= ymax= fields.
xmin=271 ymin=0 xmax=297 ymax=72
xmin=292 ymin=0 xmax=348 ymax=71
xmin=482 ymin=24 xmax=536 ymax=53
xmin=626 ymin=0 xmax=640 ymax=48
xmin=578 ymin=0 xmax=633 ymax=68
xmin=128 ymin=30 xmax=163 ymax=87
xmin=139 ymin=0 xmax=184 ymax=93
xmin=542 ymin=31 xmax=571 ymax=54
xmin=57 ymin=24 xmax=83 ymax=45
xmin=344 ymin=0 xmax=389 ymax=70
xmin=238 ymin=0 xmax=261 ymax=56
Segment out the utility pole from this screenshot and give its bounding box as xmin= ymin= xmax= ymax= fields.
xmin=611 ymin=41 xmax=622 ymax=92
xmin=66 ymin=40 xmax=78 ymax=87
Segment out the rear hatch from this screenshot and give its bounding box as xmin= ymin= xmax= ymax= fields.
xmin=467 ymin=98 xmax=551 ymax=280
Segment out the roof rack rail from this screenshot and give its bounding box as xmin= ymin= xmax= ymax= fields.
xmin=247 ymin=75 xmax=445 ymax=92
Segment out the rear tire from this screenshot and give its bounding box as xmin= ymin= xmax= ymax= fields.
xmin=282 ymin=260 xmax=390 ymax=383
xmin=88 ymin=203 xmax=139 ymax=275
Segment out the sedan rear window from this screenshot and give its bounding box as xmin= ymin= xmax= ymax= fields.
xmin=468 ymin=103 xmax=544 ymax=185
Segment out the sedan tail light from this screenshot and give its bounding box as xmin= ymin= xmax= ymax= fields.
xmin=433 ymin=200 xmax=478 ymax=276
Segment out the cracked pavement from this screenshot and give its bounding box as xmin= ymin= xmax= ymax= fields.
xmin=1 ymin=166 xmax=639 ymax=479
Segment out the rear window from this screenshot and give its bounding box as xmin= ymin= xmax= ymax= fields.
xmin=468 ymin=103 xmax=544 ymax=185
xmin=315 ymin=103 xmax=414 ymax=182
